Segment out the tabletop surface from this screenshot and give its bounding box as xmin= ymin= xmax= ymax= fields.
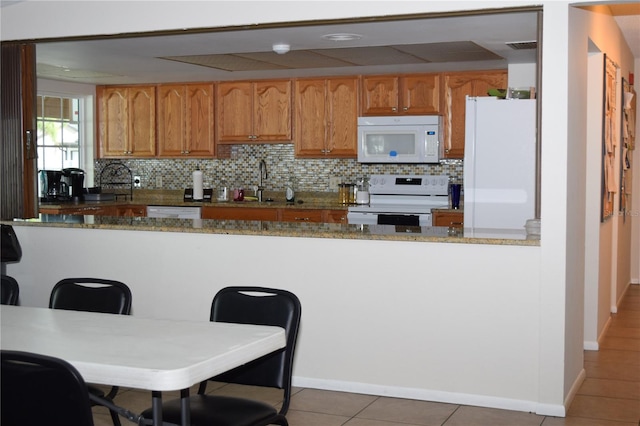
xmin=0 ymin=306 xmax=286 ymax=391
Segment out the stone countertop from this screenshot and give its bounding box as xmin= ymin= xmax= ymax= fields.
xmin=5 ymin=215 xmax=540 ymax=246
xmin=39 ymin=190 xmax=348 ymax=210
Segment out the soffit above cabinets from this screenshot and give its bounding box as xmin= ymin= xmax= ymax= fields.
xmin=32 ymin=8 xmax=541 ymax=85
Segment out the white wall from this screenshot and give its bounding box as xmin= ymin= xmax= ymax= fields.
xmin=584 ymin=52 xmax=604 ymax=349
xmin=6 ymin=225 xmax=545 ymax=413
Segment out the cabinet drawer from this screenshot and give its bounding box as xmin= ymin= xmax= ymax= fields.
xmin=432 ymin=211 xmax=464 ymax=227
xmin=323 ymin=209 xmax=347 ymax=224
xmin=280 ymin=209 xmax=324 ymax=223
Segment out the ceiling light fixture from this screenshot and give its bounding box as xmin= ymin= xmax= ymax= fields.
xmin=321 ymin=33 xmax=363 ymax=42
xmin=272 ymin=43 xmax=290 ymax=54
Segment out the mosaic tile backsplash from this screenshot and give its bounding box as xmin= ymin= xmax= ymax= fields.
xmin=95 ymin=144 xmax=463 ymax=193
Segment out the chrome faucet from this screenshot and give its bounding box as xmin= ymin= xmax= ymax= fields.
xmin=256 ymin=160 xmax=268 ymax=202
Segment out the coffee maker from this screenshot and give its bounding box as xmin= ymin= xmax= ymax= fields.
xmin=39 ymin=170 xmax=69 ymax=202
xmin=62 ymin=168 xmax=85 ymax=202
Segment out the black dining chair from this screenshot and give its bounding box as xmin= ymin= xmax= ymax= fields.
xmin=1 ymin=350 xmax=96 ymax=426
xmin=1 ymin=274 xmax=19 ymax=305
xmin=49 ymin=278 xmax=133 ymax=426
xmin=141 ymin=286 xmax=302 ymax=426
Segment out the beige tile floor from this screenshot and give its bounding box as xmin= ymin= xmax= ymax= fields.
xmin=93 ymin=285 xmax=640 ymax=426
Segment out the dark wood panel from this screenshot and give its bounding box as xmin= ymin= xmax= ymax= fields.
xmin=1 ymin=43 xmax=38 ymax=219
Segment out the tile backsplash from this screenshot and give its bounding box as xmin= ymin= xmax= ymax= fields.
xmin=95 ymin=144 xmax=463 ymax=192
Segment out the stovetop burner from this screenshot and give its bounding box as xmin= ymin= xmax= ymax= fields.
xmin=349 ymin=174 xmax=449 ymax=212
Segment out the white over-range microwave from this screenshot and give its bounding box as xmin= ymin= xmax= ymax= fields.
xmin=357 ymin=115 xmax=441 ymax=163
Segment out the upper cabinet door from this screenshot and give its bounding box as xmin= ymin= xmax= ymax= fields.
xmin=217 ymin=82 xmax=254 ymax=142
xmin=442 ymin=70 xmax=507 ymax=159
xmin=361 ymin=76 xmax=399 ymax=115
xmin=185 ymin=83 xmax=215 ymax=156
xmin=98 ymin=86 xmax=129 ymax=157
xmin=158 ymin=83 xmax=215 ymax=157
xmin=294 ymin=79 xmax=327 ymax=157
xmin=157 ymin=84 xmax=186 ymax=157
xmin=326 ymin=77 xmax=358 ymax=157
xmin=401 ymin=74 xmax=440 ymax=114
xmin=294 ymin=77 xmax=358 ymax=158
xmin=98 ymin=85 xmax=155 ymax=158
xmin=253 ymin=80 xmax=292 ymax=141
xmin=127 ymin=86 xmax=156 ymax=157
xmin=217 ymin=80 xmax=292 ymax=143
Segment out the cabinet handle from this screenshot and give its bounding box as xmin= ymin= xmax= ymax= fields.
xmin=391 ymin=107 xmax=397 ymax=111
xmin=294 ymin=217 xmax=310 ymax=221
xmin=403 ymin=107 xmax=408 ymax=111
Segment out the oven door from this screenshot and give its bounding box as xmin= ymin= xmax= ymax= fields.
xmin=347 ymin=211 xmax=432 ymax=226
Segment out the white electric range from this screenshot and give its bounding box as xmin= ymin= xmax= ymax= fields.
xmin=347 ymin=174 xmax=449 ymax=227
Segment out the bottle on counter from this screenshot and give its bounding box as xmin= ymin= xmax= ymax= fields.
xmin=355 ymin=176 xmax=370 ymax=205
xmin=217 ymin=179 xmax=229 ymax=202
xmin=285 ymin=177 xmax=296 ymax=204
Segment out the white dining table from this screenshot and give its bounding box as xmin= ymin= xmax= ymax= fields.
xmin=0 ymin=305 xmax=286 ymax=426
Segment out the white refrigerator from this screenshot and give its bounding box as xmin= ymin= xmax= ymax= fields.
xmin=463 ymin=96 xmax=537 ymax=230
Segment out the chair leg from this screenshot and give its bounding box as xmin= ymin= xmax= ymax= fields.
xmin=108 ymin=407 xmax=122 ymax=426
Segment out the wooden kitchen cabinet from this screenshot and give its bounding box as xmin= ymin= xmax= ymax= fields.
xmin=97 ymin=85 xmax=156 ymax=158
xmin=112 ymin=204 xmax=146 ymax=217
xmin=361 ymin=74 xmax=440 ymax=116
xmin=39 ymin=205 xmax=114 ymax=215
xmin=442 ymin=70 xmax=507 ymax=158
xmin=295 ymin=77 xmax=359 ymax=158
xmin=216 ymin=80 xmax=292 ymax=143
xmin=202 ymin=206 xmax=279 ymax=221
xmin=280 ymin=208 xmax=324 ymax=223
xmin=323 ymin=209 xmax=348 ymax=224
xmin=157 ymin=83 xmax=215 ymax=157
xmin=432 ymin=210 xmax=464 ymax=227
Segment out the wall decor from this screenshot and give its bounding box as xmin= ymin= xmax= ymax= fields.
xmin=619 ymin=77 xmax=635 ymax=220
xmin=601 ymin=55 xmax=618 ymax=222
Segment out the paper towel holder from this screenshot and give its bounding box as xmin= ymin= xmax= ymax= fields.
xmin=184 ymin=188 xmax=212 ymax=202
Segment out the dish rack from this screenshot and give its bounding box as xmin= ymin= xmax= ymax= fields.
xmin=99 ymin=162 xmax=133 ymax=201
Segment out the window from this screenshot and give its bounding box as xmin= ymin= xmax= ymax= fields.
xmin=36 ymin=95 xmax=81 ymax=171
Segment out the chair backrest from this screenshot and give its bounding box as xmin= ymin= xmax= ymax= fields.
xmin=1 ymin=350 xmax=95 ymax=426
xmin=209 ymin=286 xmax=301 ymax=413
xmin=49 ymin=278 xmax=132 ymax=315
xmin=1 ymin=274 xmax=19 ymax=305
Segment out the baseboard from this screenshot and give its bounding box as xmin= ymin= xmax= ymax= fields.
xmin=584 ymin=340 xmax=599 ymax=350
xmin=563 ymin=368 xmax=586 ymax=416
xmin=292 ymin=376 xmax=565 ymax=416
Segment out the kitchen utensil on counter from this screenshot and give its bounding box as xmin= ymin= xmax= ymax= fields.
xmin=217 ymin=180 xmax=230 ymax=202
xmin=63 ymin=168 xmax=85 ymax=202
xmin=339 ymin=183 xmax=355 ymax=205
xmin=285 ymin=177 xmax=295 ymax=204
xmin=449 ymin=183 xmax=462 ymax=209
xmin=40 ymin=170 xmax=69 ymax=202
xmin=355 ymin=177 xmax=370 ymax=205
xmin=233 ymin=186 xmax=245 ymax=202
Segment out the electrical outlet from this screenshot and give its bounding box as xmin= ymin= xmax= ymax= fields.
xmin=133 ymin=176 xmax=141 ymax=188
xmin=329 ymin=176 xmax=341 ymax=191
xmin=155 ymin=176 xmax=162 ymax=188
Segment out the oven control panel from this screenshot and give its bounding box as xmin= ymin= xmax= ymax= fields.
xmin=368 ymin=175 xmax=449 ymax=196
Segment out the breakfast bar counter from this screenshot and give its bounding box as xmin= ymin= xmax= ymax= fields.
xmin=6 ymin=215 xmax=539 ymax=246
